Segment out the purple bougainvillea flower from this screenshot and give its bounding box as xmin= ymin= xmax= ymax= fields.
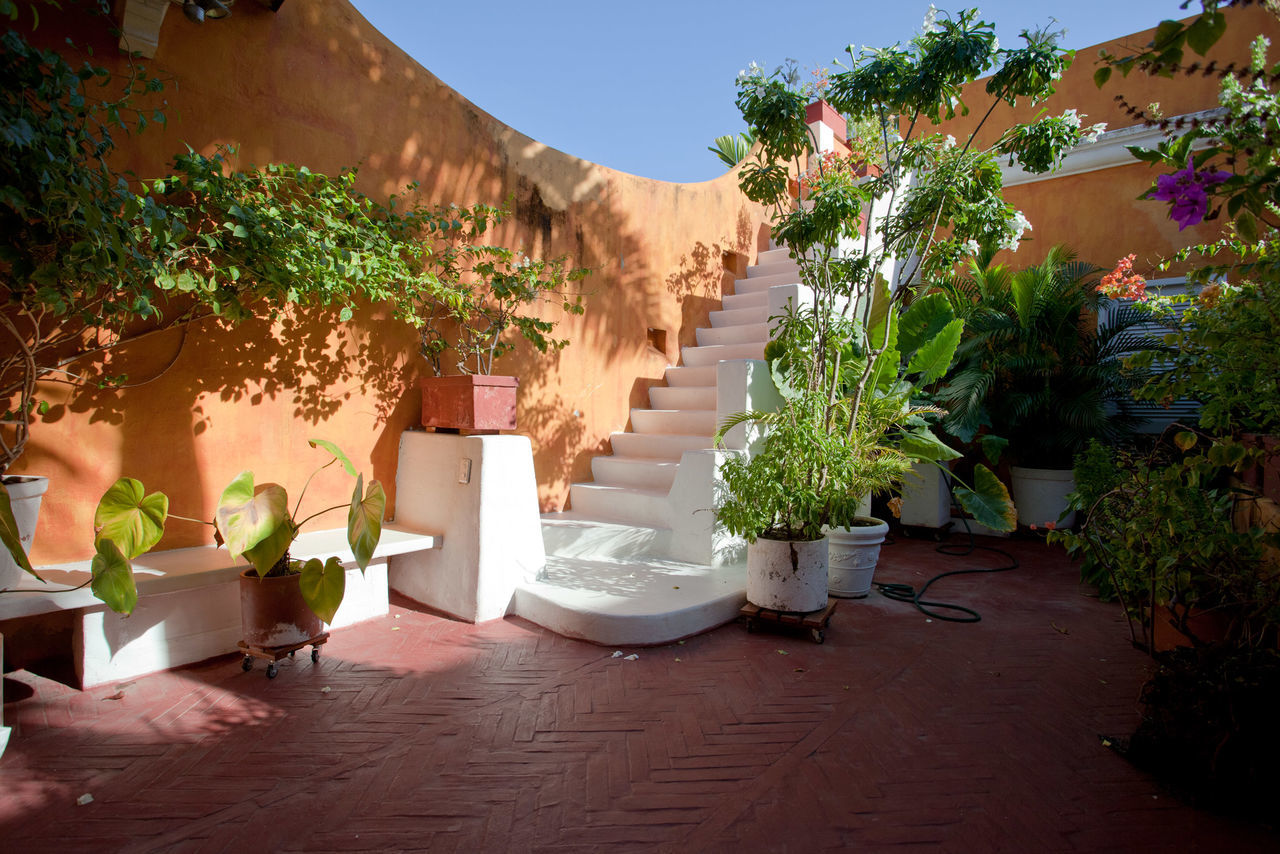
xmin=1149 ymin=157 xmax=1233 ymax=230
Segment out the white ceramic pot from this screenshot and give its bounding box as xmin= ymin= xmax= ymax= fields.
xmin=1010 ymin=466 xmax=1076 ymax=529
xmin=826 ymin=517 xmax=889 ymax=598
xmin=0 ymin=475 xmax=49 ymax=590
xmin=746 ymin=535 xmax=828 ymax=613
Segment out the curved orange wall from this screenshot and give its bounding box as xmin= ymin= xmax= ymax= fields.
xmin=935 ymin=4 xmax=1279 ymax=277
xmin=15 ymin=0 xmax=769 ymax=563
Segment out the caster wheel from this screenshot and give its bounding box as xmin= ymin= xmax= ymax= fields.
xmin=311 ymin=647 xmax=320 ymax=663
xmin=289 ymin=650 xmax=296 ymax=658
xmin=745 ymin=619 xmax=756 ymax=634
xmin=241 ymin=655 xmax=253 ymax=672
xmin=810 ymin=629 xmax=825 ymax=644
xmin=266 ymin=663 xmax=278 ymax=679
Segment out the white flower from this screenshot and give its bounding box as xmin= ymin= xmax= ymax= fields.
xmin=922 ymin=4 xmax=939 ymax=33
xmin=1002 ymin=211 xmax=1033 ymax=252
xmin=1081 ymin=122 xmax=1107 ymax=144
xmin=962 ymin=239 xmax=981 ymax=256
xmin=944 ymin=134 xmax=957 ymax=149
xmin=991 ymin=36 xmax=1000 ymax=53
xmin=1060 ymin=108 xmax=1081 ymax=129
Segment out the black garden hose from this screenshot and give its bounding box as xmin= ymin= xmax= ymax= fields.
xmin=873 ymin=474 xmax=1020 ymax=623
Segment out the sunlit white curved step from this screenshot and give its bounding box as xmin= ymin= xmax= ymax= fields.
xmin=734 ymin=270 xmax=802 ymax=293
xmin=709 ymin=304 xmax=769 ymax=327
xmin=591 ymin=456 xmax=680 ymax=491
xmin=648 ymin=384 xmax=715 ymax=410
xmin=680 ymin=341 xmax=766 ymax=366
xmin=663 ymin=364 xmax=718 ymax=386
xmin=721 ymin=290 xmax=768 ymax=311
xmin=608 ymin=431 xmax=715 ymax=460
xmin=696 ymin=322 xmax=769 ymax=346
xmin=568 ymin=483 xmax=669 ymax=528
xmin=630 ymin=408 xmax=717 ymax=436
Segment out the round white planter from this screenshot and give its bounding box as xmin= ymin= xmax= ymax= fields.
xmin=1010 ymin=466 xmax=1076 ymax=529
xmin=0 ymin=475 xmax=49 ymax=590
xmin=746 ymin=535 xmax=828 ymax=613
xmin=826 ymin=517 xmax=889 ymax=598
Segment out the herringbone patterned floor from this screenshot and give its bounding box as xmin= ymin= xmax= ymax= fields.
xmin=1 ymin=536 xmax=1274 ymax=852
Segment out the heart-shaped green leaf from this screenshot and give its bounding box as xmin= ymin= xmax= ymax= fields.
xmin=308 ymin=439 xmax=357 ymax=477
xmin=0 ymin=483 xmax=39 ymax=582
xmin=215 ymin=472 xmax=292 ymax=572
xmin=899 ymin=427 xmax=963 ymax=462
xmin=906 ymin=318 xmax=963 ymax=384
xmin=94 ymin=478 xmax=168 ymax=559
xmin=347 ymin=475 xmax=385 ymax=572
xmin=953 ymin=464 xmax=1016 ymax=532
xmin=298 ymin=556 xmax=345 ymax=624
xmin=90 ymin=538 xmax=138 ymax=615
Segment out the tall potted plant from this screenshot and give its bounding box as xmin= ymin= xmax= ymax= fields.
xmin=937 ymin=245 xmax=1155 ymax=527
xmin=416 ymin=203 xmax=587 ymax=433
xmin=720 ymin=8 xmax=1100 ymax=604
xmin=93 ymin=439 xmax=384 ymax=657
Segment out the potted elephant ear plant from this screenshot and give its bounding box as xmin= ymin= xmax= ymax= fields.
xmin=416 ymin=203 xmax=588 ymax=433
xmin=93 ymin=439 xmax=385 ymax=672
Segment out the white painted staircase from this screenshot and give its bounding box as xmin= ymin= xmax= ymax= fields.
xmin=515 ymin=248 xmax=802 ymax=645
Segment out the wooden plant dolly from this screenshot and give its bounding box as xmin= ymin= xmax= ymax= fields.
xmin=741 ymin=598 xmax=839 ymax=644
xmin=238 ymin=632 xmax=329 ymax=679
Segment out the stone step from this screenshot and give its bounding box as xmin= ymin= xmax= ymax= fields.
xmin=747 ymin=259 xmax=800 ymax=278
xmin=680 ymin=341 xmax=766 ymax=367
xmin=568 ymin=483 xmax=669 ymax=528
xmin=663 ymin=364 xmax=717 ymax=386
xmin=754 ymin=246 xmax=793 ymax=267
xmin=709 ymin=304 xmax=769 ymax=327
xmin=513 ymin=553 xmax=747 ymax=646
xmin=608 ymin=431 xmax=715 ymax=460
xmin=696 ymin=322 xmax=769 ymax=347
xmin=734 ymin=270 xmax=801 ymax=293
xmin=631 ymin=408 xmax=717 ymax=436
xmin=540 ymin=514 xmax=672 ymax=561
xmin=648 ymin=384 xmax=715 ymax=410
xmin=720 ymin=290 xmax=767 ymax=311
xmin=591 ymin=456 xmax=680 ymax=491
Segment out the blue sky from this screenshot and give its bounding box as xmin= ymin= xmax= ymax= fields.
xmin=349 ymin=1 xmax=1192 ymax=184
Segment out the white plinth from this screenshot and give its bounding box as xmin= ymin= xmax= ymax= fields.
xmin=390 ymin=431 xmax=546 ymax=623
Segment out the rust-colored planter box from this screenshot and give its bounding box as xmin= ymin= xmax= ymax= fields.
xmin=420 ymin=375 xmax=518 ymax=433
xmin=1241 ymin=434 xmax=1280 ymax=503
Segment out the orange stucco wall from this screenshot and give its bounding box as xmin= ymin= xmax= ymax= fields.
xmin=13 ymin=0 xmax=770 ymax=563
xmin=934 ymin=4 xmax=1279 ymax=277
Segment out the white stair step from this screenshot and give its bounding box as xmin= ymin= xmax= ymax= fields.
xmin=696 ymin=323 xmax=769 ymax=347
xmin=609 ymin=431 xmax=715 ymax=459
xmin=734 ymin=270 xmax=801 ymax=293
xmin=631 ymin=408 xmax=717 ymax=435
xmin=591 ymin=456 xmax=680 ymax=491
xmin=648 ymin=384 xmax=715 ymax=410
xmin=540 ymin=514 xmax=672 ymax=561
xmin=721 ymin=290 xmax=767 ymax=311
xmin=709 ymin=305 xmax=769 ymax=327
xmin=569 ymin=483 xmax=668 ymax=528
xmin=755 ymin=247 xmax=793 ymax=265
xmin=747 ymin=259 xmax=800 ymax=277
xmin=664 ymin=364 xmax=717 ymax=386
xmin=681 ymin=341 xmax=765 ymax=366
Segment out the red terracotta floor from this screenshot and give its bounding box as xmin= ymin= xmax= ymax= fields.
xmin=1 ymin=535 xmax=1276 ymax=853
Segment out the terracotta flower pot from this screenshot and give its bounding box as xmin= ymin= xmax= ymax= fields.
xmin=1240 ymin=434 xmax=1280 ymax=503
xmin=239 ymin=568 xmax=323 ymax=650
xmin=420 ymin=375 xmax=518 ymax=433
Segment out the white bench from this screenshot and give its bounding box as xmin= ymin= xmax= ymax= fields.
xmin=0 ymin=524 xmax=441 ymax=687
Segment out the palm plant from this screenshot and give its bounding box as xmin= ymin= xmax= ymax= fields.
xmin=938 ymin=245 xmax=1155 ymax=469
xmin=707 ymin=130 xmax=756 ymax=168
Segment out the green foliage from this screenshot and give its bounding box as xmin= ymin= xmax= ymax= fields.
xmin=1050 ymin=438 xmax=1280 ymax=653
xmin=937 ymin=246 xmax=1154 ymax=468
xmin=86 ymin=439 xmax=385 ymax=621
xmin=1130 ymin=278 xmax=1280 ymax=435
xmin=708 ymin=130 xmax=756 ymax=168
xmin=416 ymin=204 xmax=588 ymax=376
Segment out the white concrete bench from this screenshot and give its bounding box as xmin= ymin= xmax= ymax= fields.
xmin=0 ymin=524 xmax=441 ymax=687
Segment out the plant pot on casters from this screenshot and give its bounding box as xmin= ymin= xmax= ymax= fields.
xmin=826 ymin=516 xmax=889 ymax=598
xmin=746 ymin=535 xmax=829 ymax=613
xmin=1010 ymin=466 xmax=1076 ymax=529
